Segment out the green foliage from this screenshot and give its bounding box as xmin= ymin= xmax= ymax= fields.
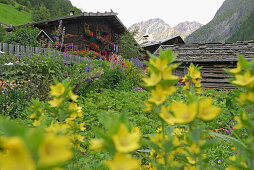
xmin=31 ymin=4 xmax=50 ymax=22
xmin=227 ymin=9 xmax=254 ymax=42
xmin=0 ymin=25 xmax=6 ymax=42
xmin=15 ymin=0 xmax=81 ymax=18
xmin=0 ymin=52 xmax=65 ymax=99
xmin=0 ymin=0 xmax=15 ymax=6
xmin=119 ymin=31 xmax=143 ymax=59
xmin=101 ymin=64 xmax=126 ymax=89
xmin=0 ymin=80 xmax=36 ymax=119
xmin=3 ymin=26 xmax=40 ymax=46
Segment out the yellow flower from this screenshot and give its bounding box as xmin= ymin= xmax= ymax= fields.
xmin=159 ymin=106 xmax=176 ymax=125
xmin=79 ymin=122 xmax=86 ymax=131
xmin=195 ymin=80 xmax=201 ymax=88
xmin=89 ymin=139 xmax=105 ymax=151
xmin=162 ymin=65 xmax=179 ymax=81
xmin=234 ymin=116 xmax=243 ymax=129
xmin=228 ymin=62 xmax=241 ymax=74
xmin=242 ymin=112 xmax=247 ymax=120
xmin=232 ymin=71 xmax=254 ymax=87
xmin=38 ymin=134 xmax=73 ymax=167
xmin=163 ymin=86 xmax=177 ymax=96
xmin=183 ymin=82 xmax=190 ymax=90
xmin=247 ymin=92 xmax=254 ymax=102
xmin=104 ymin=152 xmax=140 ymax=170
xmin=189 ymin=65 xmax=202 ymax=80
xmin=29 ymin=113 xmax=36 ymax=119
xmin=171 ymin=102 xmax=197 ymax=124
xmin=68 ymin=91 xmax=78 ymax=102
xmin=149 ymin=133 xmax=164 ymax=147
xmin=0 ymin=137 xmax=36 ymax=170
xmin=32 ymin=117 xmax=42 ymax=127
xmin=143 ymin=72 xmax=162 ymax=86
xmin=68 ymin=103 xmax=82 ymax=117
xmin=198 ymin=98 xmax=221 ymax=121
xmin=50 ymin=83 xmax=65 ymax=97
xmin=112 ymin=124 xmax=140 ymax=153
xmin=172 ymin=128 xmax=185 ymax=136
xmin=45 ymin=122 xmax=68 ymax=134
xmin=184 ymin=164 xmax=196 ymax=170
xmin=226 ymin=165 xmax=239 ymax=170
xmin=71 ymin=133 xmax=85 ymax=143
xmin=148 ymin=85 xmax=168 ymax=105
xmin=144 ymin=102 xmax=154 ymax=111
xmin=229 ymin=155 xmax=236 ymax=161
xmin=48 ymin=98 xmax=64 ymax=107
xmin=187 ymin=143 xmax=200 ymax=155
xmin=182 ymin=75 xmax=188 ymax=82
xmin=150 ymin=58 xmax=168 ymax=72
xmin=237 ymin=93 xmax=247 ymax=105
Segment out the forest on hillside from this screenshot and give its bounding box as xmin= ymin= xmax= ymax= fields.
xmin=227 ymin=9 xmax=254 ymax=42
xmin=0 ymin=0 xmax=81 ymax=22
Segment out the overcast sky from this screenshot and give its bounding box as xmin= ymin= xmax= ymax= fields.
xmin=70 ymin=0 xmax=225 ymax=27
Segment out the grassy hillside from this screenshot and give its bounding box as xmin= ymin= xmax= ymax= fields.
xmin=0 ymin=3 xmax=32 ymax=26
xmin=227 ymin=9 xmax=254 ymax=42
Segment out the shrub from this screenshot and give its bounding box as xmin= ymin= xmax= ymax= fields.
xmin=0 ymin=52 xmax=65 ymax=100
xmin=3 ymin=26 xmax=40 ymax=46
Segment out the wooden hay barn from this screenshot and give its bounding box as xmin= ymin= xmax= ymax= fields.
xmin=153 ymin=41 xmax=254 ymax=89
xmin=6 ymin=11 xmax=127 ymax=55
xmin=141 ymin=36 xmax=185 ymax=54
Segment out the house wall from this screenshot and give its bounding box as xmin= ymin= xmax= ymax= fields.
xmin=154 ymin=42 xmax=254 ymax=89
xmin=36 ymin=17 xmax=121 ymax=53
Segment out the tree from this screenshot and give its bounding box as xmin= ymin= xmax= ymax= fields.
xmin=31 ymin=4 xmax=50 ymax=22
xmin=119 ymin=31 xmax=142 ymax=59
xmin=3 ymin=26 xmax=40 ymax=46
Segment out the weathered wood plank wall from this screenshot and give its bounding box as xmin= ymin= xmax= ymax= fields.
xmin=154 ymin=41 xmax=254 ymax=89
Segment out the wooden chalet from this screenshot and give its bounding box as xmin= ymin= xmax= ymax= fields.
xmin=6 ymin=11 xmax=127 ymax=55
xmin=153 ymin=41 xmax=254 ymax=89
xmin=141 ymin=36 xmax=185 ymax=54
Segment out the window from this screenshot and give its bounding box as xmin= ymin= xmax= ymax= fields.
xmin=65 ymin=43 xmax=74 ymax=52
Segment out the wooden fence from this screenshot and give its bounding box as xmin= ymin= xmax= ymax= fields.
xmin=0 ymin=42 xmax=86 ymax=65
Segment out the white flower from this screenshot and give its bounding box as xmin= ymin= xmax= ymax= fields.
xmin=4 ymin=62 xmax=13 ymax=66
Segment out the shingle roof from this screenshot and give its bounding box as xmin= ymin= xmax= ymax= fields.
xmin=140 ymin=36 xmax=185 ymax=47
xmin=5 ymin=11 xmax=127 ymax=33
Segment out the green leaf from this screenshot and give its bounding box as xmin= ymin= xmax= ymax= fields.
xmin=238 ymin=55 xmax=248 ymax=70
xmin=0 ymin=119 xmax=26 ymax=138
xmin=159 ymin=48 xmax=177 ymax=63
xmin=209 ymin=132 xmax=247 ymax=149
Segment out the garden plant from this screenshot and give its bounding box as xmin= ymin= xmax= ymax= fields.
xmin=0 ymin=48 xmax=253 ymax=170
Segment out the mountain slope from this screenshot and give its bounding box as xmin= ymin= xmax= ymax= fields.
xmin=128 ymin=18 xmax=202 ymax=44
xmin=0 ymin=3 xmax=31 ymax=26
xmin=186 ymin=0 xmax=254 ymax=43
xmin=227 ymin=9 xmax=254 ymax=42
xmin=0 ymin=0 xmax=81 ymax=26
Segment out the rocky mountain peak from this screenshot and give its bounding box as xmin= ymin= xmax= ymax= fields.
xmin=128 ymin=19 xmax=202 ymax=44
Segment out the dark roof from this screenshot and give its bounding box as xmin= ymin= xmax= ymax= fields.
xmin=5 ymin=11 xmax=127 ymax=34
xmin=140 ymin=36 xmax=185 ymax=47
xmin=153 ymin=41 xmax=254 ymax=62
xmin=141 ymin=36 xmax=185 ymax=54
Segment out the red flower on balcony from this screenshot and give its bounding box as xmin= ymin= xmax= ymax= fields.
xmin=90 ymin=43 xmax=99 ymax=50
xmin=85 ymin=30 xmax=94 ymax=37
